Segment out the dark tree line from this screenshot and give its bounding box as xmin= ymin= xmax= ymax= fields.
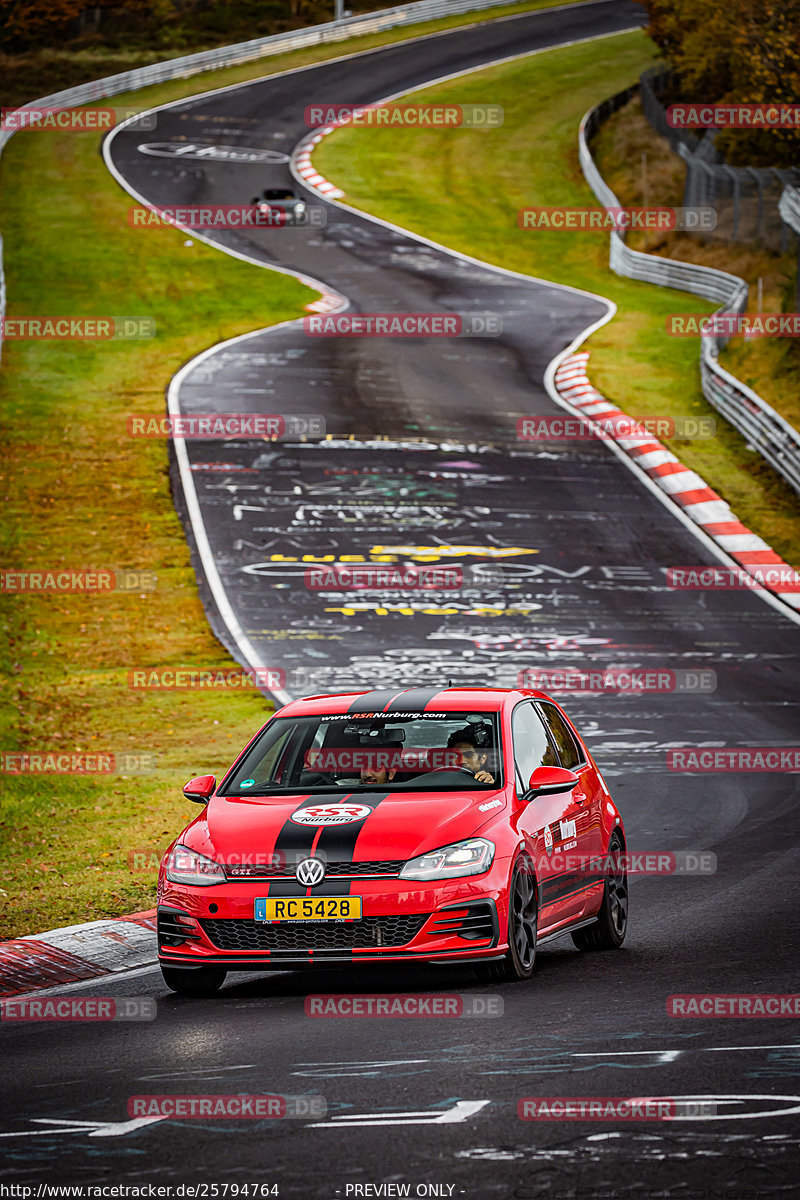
xmin=0 ymin=0 xmax=329 ymax=53
xmin=639 ymin=0 xmax=800 ymax=166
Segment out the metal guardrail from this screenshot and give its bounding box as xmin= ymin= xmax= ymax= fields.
xmin=0 ymin=0 xmax=515 ymax=155
xmin=0 ymin=0 xmax=525 ymax=364
xmin=0 ymin=0 xmax=521 ymax=363
xmin=780 ymin=185 xmax=800 ymax=235
xmin=779 ymin=184 xmax=800 ymax=309
xmin=579 ymin=89 xmax=800 ymax=497
xmin=639 ymin=67 xmax=800 ymax=251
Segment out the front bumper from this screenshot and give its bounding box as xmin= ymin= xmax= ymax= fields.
xmin=157 ymin=870 xmax=508 ymax=969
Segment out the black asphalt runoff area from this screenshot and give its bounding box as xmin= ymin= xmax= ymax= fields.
xmin=3 ymin=2 xmax=799 ymax=1196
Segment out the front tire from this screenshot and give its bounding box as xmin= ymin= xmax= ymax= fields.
xmin=572 ymin=831 xmax=628 ymax=951
xmin=481 ymin=856 xmax=538 ymax=982
xmin=161 ymin=964 xmax=227 ymax=996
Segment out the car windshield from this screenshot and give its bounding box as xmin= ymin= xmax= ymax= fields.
xmin=219 ymin=711 xmax=502 ymax=795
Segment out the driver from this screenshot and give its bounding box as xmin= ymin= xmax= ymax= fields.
xmin=447 ymin=727 xmax=496 ymax=785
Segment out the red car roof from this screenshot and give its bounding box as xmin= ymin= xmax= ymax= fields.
xmin=278 ymin=685 xmax=550 ymax=717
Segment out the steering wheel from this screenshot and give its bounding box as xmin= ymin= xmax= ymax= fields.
xmin=425 ymin=766 xmax=477 ymax=779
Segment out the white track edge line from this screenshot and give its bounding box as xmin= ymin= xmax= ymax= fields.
xmin=101 ymin=21 xmax=648 ymax=704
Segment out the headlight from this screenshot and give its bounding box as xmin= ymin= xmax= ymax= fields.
xmin=295 ymin=202 xmax=306 ymax=215
xmin=165 ymin=844 xmax=226 ymax=886
xmin=399 ymin=837 xmax=495 ymax=881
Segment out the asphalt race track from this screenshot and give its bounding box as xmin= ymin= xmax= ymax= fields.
xmin=4 ymin=2 xmax=800 ymax=1197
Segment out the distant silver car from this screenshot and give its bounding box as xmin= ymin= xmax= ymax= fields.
xmin=250 ymin=187 xmax=307 ymax=226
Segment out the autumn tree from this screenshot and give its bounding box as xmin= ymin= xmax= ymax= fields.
xmin=0 ymin=0 xmax=86 ymax=44
xmin=639 ymin=0 xmax=800 ymax=166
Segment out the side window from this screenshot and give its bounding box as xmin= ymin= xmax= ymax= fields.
xmin=538 ymin=703 xmax=584 ymax=769
xmin=511 ymin=702 xmax=557 ymax=789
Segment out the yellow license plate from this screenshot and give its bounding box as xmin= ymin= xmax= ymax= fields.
xmin=254 ymin=896 xmax=362 ymax=922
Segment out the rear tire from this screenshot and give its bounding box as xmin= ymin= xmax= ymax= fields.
xmin=572 ymin=831 xmax=628 ymax=951
xmin=479 ymin=856 xmax=537 ymax=982
xmin=161 ymin=964 xmax=227 ymax=996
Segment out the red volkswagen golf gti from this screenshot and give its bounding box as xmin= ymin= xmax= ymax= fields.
xmin=157 ymin=686 xmax=628 ymax=994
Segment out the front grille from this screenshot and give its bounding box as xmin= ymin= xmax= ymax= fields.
xmin=199 ymin=914 xmax=429 ymax=953
xmin=225 ymin=860 xmax=405 ymax=880
xmin=428 ymin=902 xmax=497 ymax=942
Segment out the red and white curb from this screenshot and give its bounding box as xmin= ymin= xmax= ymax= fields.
xmin=306 ymin=292 xmax=343 ymax=314
xmin=294 ymin=135 xmax=345 ymax=316
xmin=294 ymin=126 xmax=353 ymax=315
xmin=554 ymin=352 xmax=800 ymax=611
xmin=293 ymin=102 xmax=393 ymax=203
xmin=0 ymin=910 xmax=157 ymax=996
xmin=294 ymin=127 xmax=346 ymax=200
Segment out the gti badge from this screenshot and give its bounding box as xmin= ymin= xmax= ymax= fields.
xmin=296 ymin=857 xmax=326 ymax=886
xmin=543 ymin=825 xmax=554 ymax=856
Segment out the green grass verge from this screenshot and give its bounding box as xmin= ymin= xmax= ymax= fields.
xmin=0 ymin=98 xmax=317 ymax=940
xmin=592 ymin=95 xmax=800 ymax=439
xmin=0 ymin=0 xmax=589 ymax=940
xmin=1 ymin=7 xmax=795 ymax=941
xmin=314 ymin=29 xmax=800 ymax=566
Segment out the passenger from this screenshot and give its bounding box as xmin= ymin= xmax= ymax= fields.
xmin=359 ymin=740 xmax=403 ymax=787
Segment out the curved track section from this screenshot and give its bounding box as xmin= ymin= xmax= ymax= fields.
xmin=103 ymin=0 xmax=799 ymax=743
xmin=27 ymin=6 xmax=794 ymax=1194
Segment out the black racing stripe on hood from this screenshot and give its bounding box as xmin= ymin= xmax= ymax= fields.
xmin=347 ymin=690 xmax=410 ymax=713
xmin=314 ymin=790 xmax=390 ymax=862
xmin=269 ymin=795 xmax=330 ymax=867
xmin=385 ymin=686 xmax=445 ymax=712
xmin=266 ymin=791 xmax=390 ymax=897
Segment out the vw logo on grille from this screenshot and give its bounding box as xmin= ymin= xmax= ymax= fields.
xmin=296 ymin=857 xmax=326 ymax=886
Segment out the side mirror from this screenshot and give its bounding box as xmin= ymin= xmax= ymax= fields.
xmin=525 ymin=766 xmax=579 ymax=798
xmin=183 ymin=774 xmax=216 ymax=804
